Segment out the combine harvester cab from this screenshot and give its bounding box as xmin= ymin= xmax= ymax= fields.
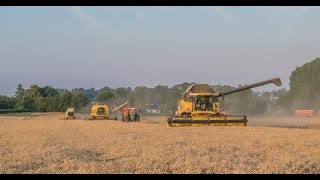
xmin=167 ymin=78 xmax=282 ymax=127
xmin=85 ymin=101 xmax=129 ymax=120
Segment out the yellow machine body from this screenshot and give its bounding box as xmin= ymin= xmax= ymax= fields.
xmin=89 ymin=104 xmax=112 ymax=120
xmin=85 ymin=101 xmax=129 ymax=120
xmin=168 ymin=78 xmax=282 ymax=127
xmin=168 ymin=92 xmax=247 ymax=127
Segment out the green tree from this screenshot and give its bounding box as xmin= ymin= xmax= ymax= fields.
xmin=0 ymin=95 xmax=14 ymax=109
xmin=279 ymin=57 xmax=320 ymax=112
xmin=15 ymin=84 xmax=25 ymax=98
xmin=21 ymin=95 xmax=35 ymax=110
xmin=83 ymin=87 xmax=98 ymax=102
xmin=46 ymin=96 xmax=61 ymax=112
xmin=15 ymin=84 xmax=25 ymax=109
xmin=71 ymin=93 xmax=89 ymax=109
xmin=39 ymin=86 xmax=59 ymax=97
xmin=96 ymin=91 xmax=115 ymax=102
xmin=34 ymin=97 xmax=47 ymax=112
xmin=27 ymin=85 xmax=41 ymax=98
xmin=60 ymin=91 xmax=73 ymax=111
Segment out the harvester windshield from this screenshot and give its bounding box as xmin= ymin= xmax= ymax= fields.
xmin=97 ymin=107 xmax=106 ymax=115
xmin=194 ymin=96 xmax=213 ymax=111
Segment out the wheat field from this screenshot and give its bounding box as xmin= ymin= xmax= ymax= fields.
xmin=1 ymin=113 xmax=320 ymax=174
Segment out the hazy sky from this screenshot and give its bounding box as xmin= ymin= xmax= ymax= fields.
xmin=1 ymin=6 xmax=319 ymax=96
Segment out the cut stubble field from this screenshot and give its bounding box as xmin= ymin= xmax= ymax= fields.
xmin=1 ymin=113 xmax=320 ymax=174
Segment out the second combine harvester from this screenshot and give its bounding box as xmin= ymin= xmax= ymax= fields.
xmin=167 ymin=78 xmax=282 ymax=127
xmin=85 ymin=101 xmax=130 ymax=120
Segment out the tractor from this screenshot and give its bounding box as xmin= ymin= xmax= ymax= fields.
xmin=122 ymin=107 xmax=140 ymax=122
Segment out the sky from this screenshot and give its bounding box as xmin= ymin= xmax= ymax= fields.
xmin=0 ymin=6 xmax=319 ymax=96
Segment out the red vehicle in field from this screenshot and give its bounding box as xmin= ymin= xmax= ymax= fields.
xmin=294 ymin=110 xmax=314 ymax=118
xmin=122 ymin=107 xmax=140 ymax=122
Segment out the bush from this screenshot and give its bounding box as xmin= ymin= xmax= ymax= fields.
xmin=0 ymin=109 xmax=33 ymax=114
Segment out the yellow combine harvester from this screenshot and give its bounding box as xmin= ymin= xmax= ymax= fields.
xmin=167 ymin=78 xmax=282 ymax=127
xmin=63 ymin=107 xmax=76 ymax=120
xmin=85 ymin=101 xmax=129 ymax=120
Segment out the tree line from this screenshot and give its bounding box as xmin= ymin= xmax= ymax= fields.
xmin=1 ymin=57 xmax=319 ymax=115
xmin=0 ymin=82 xmax=284 ymax=115
xmin=0 ymin=84 xmax=89 ymax=112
